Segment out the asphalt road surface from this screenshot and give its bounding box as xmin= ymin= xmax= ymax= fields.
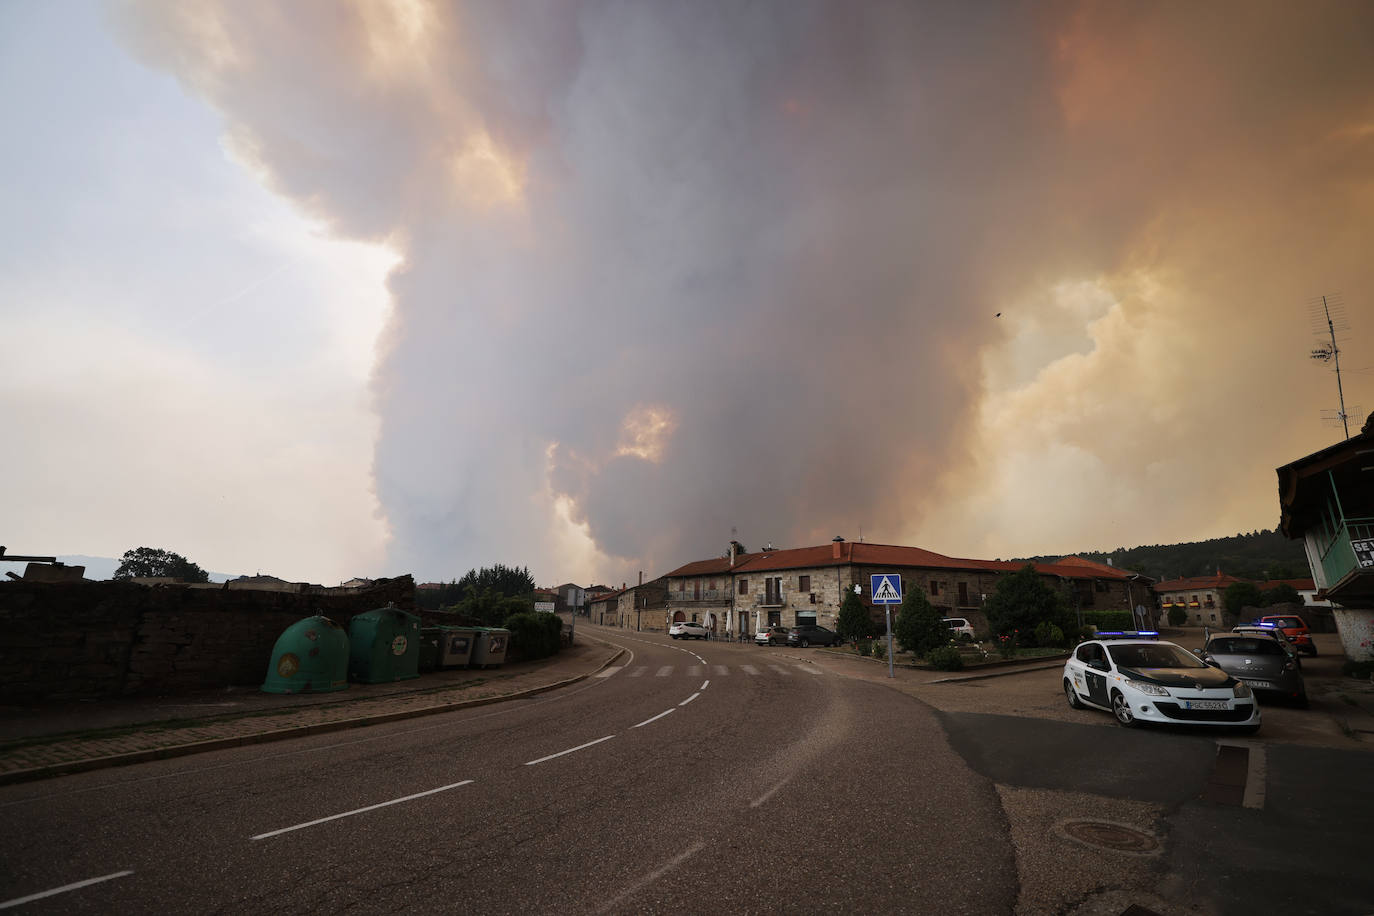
xmin=0 ymin=629 xmax=1369 ymax=915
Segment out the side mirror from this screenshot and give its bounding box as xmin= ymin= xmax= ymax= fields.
xmin=1192 ymin=648 xmax=1205 ymax=657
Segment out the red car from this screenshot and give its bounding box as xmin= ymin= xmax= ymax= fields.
xmin=1257 ymin=615 xmax=1316 ymax=656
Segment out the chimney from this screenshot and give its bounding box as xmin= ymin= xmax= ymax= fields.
xmin=729 ymin=541 xmax=736 ymax=567
xmin=639 ymin=570 xmax=643 ymax=585
xmin=832 ymin=535 xmax=845 ymax=560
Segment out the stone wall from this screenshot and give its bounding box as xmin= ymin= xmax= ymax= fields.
xmin=0 ymin=576 xmax=414 ymax=701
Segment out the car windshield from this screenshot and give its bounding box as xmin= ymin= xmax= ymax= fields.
xmin=1270 ymin=617 xmax=1302 ymax=628
xmin=1209 ymin=638 xmax=1284 ymax=656
xmin=1107 ymin=643 xmax=1205 ymax=669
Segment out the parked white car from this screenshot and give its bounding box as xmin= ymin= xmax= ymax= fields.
xmin=943 ymin=617 xmax=974 ymax=638
xmin=1062 ymin=632 xmax=1260 ymax=733
xmin=669 ymin=621 xmax=708 ymax=640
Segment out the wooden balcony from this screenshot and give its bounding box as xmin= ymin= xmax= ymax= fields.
xmin=1319 ymin=517 xmax=1374 ymax=600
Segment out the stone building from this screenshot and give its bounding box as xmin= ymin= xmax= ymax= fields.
xmin=662 ymin=538 xmax=1153 ymax=639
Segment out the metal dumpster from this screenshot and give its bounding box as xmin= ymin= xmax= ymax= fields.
xmin=437 ymin=626 xmax=478 ymax=668
xmin=261 ymin=615 xmax=350 ymax=694
xmin=470 ymin=627 xmax=510 ymax=668
xmin=348 ymin=606 xmax=421 ymax=683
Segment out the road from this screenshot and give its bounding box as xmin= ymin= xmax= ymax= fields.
xmin=0 ymin=628 xmax=1369 ymax=915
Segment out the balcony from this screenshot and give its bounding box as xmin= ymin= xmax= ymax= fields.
xmin=1318 ymin=517 xmax=1374 ymax=600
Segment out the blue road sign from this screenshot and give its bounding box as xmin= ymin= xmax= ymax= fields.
xmin=870 ymin=574 xmax=902 ymax=604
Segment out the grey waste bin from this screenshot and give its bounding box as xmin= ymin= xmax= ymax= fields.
xmin=470 ymin=627 xmax=510 ymax=668
xmin=437 ymin=626 xmax=478 ymax=668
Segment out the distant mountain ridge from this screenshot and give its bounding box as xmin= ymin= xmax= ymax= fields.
xmin=1017 ymin=529 xmax=1308 ymax=583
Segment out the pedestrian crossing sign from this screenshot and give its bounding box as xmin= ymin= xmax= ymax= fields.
xmin=870 ymin=574 xmax=902 ymax=604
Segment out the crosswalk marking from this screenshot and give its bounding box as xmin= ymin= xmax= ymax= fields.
xmin=712 ymin=665 xmax=729 ymax=676
xmin=606 ymin=663 xmax=824 ymax=679
xmin=628 ymin=666 xmax=647 ymax=677
xmin=655 ymin=666 xmax=673 ymax=677
xmin=769 ymin=665 xmax=792 ymax=676
xmin=741 ymin=665 xmax=760 ymax=675
xmin=687 ymin=665 xmax=703 ymax=677
xmin=595 ymin=667 xmax=624 ymax=678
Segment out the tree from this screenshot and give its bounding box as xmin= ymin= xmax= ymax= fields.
xmin=836 ymin=587 xmax=873 ymax=643
xmin=113 ymin=547 xmax=210 ymax=583
xmin=983 ymin=564 xmax=1072 ymax=642
xmin=1224 ymin=581 xmax=1264 ymax=618
xmin=455 ymin=587 xmax=533 ymax=627
xmin=894 ymin=585 xmax=947 ymax=657
xmin=1261 ymin=583 xmax=1302 ymax=607
xmin=1167 ymin=605 xmax=1188 ymax=627
xmin=455 ymin=564 xmax=535 ymax=599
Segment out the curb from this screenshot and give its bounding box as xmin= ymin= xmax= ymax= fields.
xmin=928 ymin=660 xmax=1067 ymax=683
xmin=0 ymin=647 xmax=627 ymax=787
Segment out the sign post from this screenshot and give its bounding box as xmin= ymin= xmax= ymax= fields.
xmin=870 ymin=574 xmax=903 ymax=678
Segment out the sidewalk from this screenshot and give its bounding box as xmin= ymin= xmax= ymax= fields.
xmin=0 ymin=640 xmax=624 ymax=786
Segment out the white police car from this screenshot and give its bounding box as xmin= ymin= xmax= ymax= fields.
xmin=1062 ymin=632 xmax=1260 ymax=733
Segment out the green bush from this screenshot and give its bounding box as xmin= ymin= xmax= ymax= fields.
xmin=895 ymin=586 xmax=946 ymax=656
xmin=1034 ymin=621 xmax=1066 ymax=648
xmin=871 ymin=637 xmax=888 ymax=662
xmin=1081 ymin=610 xmax=1133 ymax=631
xmin=996 ymin=633 xmax=1019 ymax=659
xmin=837 ymin=589 xmax=875 ymax=642
xmin=926 ymin=645 xmax=964 ymax=671
xmin=1167 ymin=606 xmax=1188 ymax=627
xmin=855 ymin=639 xmax=872 ymax=657
xmin=502 ymin=612 xmax=562 ymax=660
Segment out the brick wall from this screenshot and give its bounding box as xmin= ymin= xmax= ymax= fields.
xmin=0 ymin=576 xmax=414 ymax=701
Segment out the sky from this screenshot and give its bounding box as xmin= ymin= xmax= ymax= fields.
xmin=3 ymin=1 xmax=1372 ymax=587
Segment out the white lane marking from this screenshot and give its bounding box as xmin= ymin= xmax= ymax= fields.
xmin=750 ymin=778 xmax=791 ymax=809
xmin=803 ymin=666 xmax=823 ymax=675
xmin=687 ymin=666 xmax=703 ymax=677
xmin=252 ymin=781 xmax=474 ymax=840
xmin=628 ymin=666 xmax=647 ymax=677
xmin=655 ymin=666 xmax=673 ymax=677
xmin=597 ymin=841 xmax=707 ymax=914
xmin=678 ymin=693 xmax=700 ymax=707
xmin=633 ymin=709 xmax=675 ymax=728
xmin=0 ymin=871 xmax=134 ymax=910
xmin=741 ymin=665 xmax=760 ymax=675
xmin=712 ymin=665 xmax=729 ymax=676
xmin=701 ymin=680 xmax=710 ymax=691
xmin=525 ymin=735 xmax=616 ymax=766
xmin=595 ymin=667 xmax=624 ymax=678
xmin=1217 ymin=741 xmax=1267 ymax=809
xmin=768 ymin=665 xmax=792 ymax=676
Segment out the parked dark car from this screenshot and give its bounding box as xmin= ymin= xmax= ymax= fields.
xmin=1200 ymin=634 xmax=1307 ymax=706
xmin=786 ymin=624 xmax=841 ymax=648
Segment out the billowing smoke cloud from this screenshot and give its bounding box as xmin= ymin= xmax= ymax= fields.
xmin=118 ymin=0 xmax=1374 ymax=582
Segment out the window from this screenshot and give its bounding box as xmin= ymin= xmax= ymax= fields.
xmin=1095 ymin=580 xmax=1109 ymax=592
xmin=765 ymin=577 xmax=783 ymax=605
xmin=694 ymin=580 xmax=701 ymax=600
xmin=957 ymin=582 xmax=969 ymax=606
xmin=709 ymin=579 xmax=716 ymax=591
xmin=678 ymin=581 xmax=684 ymax=593
xmin=738 ymin=579 xmax=748 ymax=595
xmin=799 ymin=575 xmax=811 ymax=592
xmin=929 ymin=581 xmax=941 ymax=597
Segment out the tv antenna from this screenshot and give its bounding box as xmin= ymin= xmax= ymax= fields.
xmin=1308 ymin=293 xmax=1355 ymax=439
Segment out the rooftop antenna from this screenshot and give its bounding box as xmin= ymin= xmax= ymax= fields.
xmin=1309 ymin=293 xmax=1357 ymax=440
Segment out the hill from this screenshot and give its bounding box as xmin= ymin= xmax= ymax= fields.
xmin=1018 ymin=529 xmax=1308 ymax=583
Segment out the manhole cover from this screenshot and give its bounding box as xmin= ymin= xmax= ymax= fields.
xmin=1056 ymin=819 xmax=1161 ymax=855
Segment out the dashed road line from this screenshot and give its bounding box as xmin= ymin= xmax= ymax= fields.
xmin=252 ymin=781 xmax=474 ymax=839
xmin=678 ymin=693 xmax=700 ymax=707
xmin=633 ymin=710 xmax=675 ymax=728
xmin=0 ymin=871 xmax=134 ymax=910
xmin=525 ymin=735 xmax=616 ymax=766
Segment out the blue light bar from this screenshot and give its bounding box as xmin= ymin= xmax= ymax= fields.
xmin=1095 ymin=630 xmax=1159 ymax=638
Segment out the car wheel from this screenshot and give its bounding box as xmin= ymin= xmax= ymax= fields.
xmin=800 ymin=638 xmax=810 ymax=648
xmin=1111 ymin=691 xmax=1138 ymax=728
xmin=1064 ymin=679 xmax=1084 ymax=709
xmin=671 ymin=634 xmax=679 ymax=639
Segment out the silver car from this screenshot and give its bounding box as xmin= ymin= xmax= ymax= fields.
xmin=1200 ymin=634 xmax=1307 ymax=707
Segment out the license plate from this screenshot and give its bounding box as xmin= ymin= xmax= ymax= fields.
xmin=1183 ymin=700 xmax=1228 ymax=710
xmin=1241 ymin=680 xmax=1273 ymax=689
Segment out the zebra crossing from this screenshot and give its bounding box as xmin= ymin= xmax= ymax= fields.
xmin=603 ymin=662 xmax=827 ymax=679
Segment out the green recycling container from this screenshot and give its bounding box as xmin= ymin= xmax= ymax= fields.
xmin=348 ymin=606 xmax=421 ymax=683
xmin=470 ymin=627 xmax=511 ymax=668
xmin=436 ymin=626 xmax=478 ymax=668
xmin=261 ymin=615 xmax=350 ymax=694
xmin=418 ymin=627 xmax=442 ymax=673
